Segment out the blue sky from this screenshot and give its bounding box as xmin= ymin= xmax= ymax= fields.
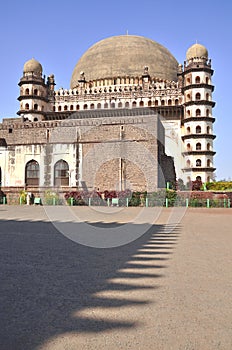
xmin=0 ymin=0 xmax=231 ymax=180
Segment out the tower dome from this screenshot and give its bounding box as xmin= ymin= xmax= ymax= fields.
xmin=70 ymin=35 xmax=179 ymax=88
xmin=23 ymin=58 xmax=43 ymax=75
xmin=186 ymin=43 xmax=208 ymax=60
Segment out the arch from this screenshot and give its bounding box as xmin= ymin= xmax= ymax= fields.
xmin=186 ymin=159 xmax=191 ymax=167
xmin=206 ymin=93 xmax=209 ymax=101
xmin=196 ymin=125 xmax=201 ymax=134
xmin=168 ymin=99 xmax=172 ymax=106
xmin=196 ymin=159 xmax=201 ymax=167
xmin=125 ymin=102 xmax=130 ymax=108
xmin=25 ymin=88 xmax=30 ymax=95
xmin=118 ymin=102 xmax=123 ymax=108
xmin=70 ymin=105 xmax=74 ymax=111
xmin=64 ymin=105 xmax=68 ymax=111
xmin=161 ymin=100 xmax=165 ymax=106
xmin=206 ymin=77 xmax=209 ymax=84
xmin=110 ymin=102 xmax=115 ymax=108
xmin=196 ymin=142 xmax=201 ymax=150
xmin=195 ymin=92 xmax=201 ymax=100
xmin=25 ymin=160 xmax=39 ymax=186
xmin=186 ymin=143 xmax=191 ymax=151
xmin=186 ymin=94 xmax=191 ymax=101
xmin=90 ymin=103 xmax=95 ymax=109
xmin=25 ymin=103 xmax=29 ymax=110
xmin=54 ymin=160 xmax=69 ymax=186
xmin=132 ymin=101 xmax=137 ymax=108
xmin=207 ymin=159 xmax=211 ymax=167
xmin=53 ymin=106 xmax=56 ymax=112
xmin=34 ymin=104 xmax=38 ymax=110
xmin=195 ymin=76 xmax=200 ymax=84
xmin=175 ymin=99 xmax=179 ymax=105
xmin=76 ymin=104 xmax=80 ymax=110
xmin=97 ymin=103 xmax=101 ymax=109
xmin=155 ymin=100 xmax=158 ymax=106
xmin=34 ymin=89 xmax=38 ymax=96
xmin=207 ymin=126 xmax=210 ymax=134
xmin=148 ymin=100 xmax=152 ymax=107
xmin=58 ymin=106 xmax=61 ymax=111
xmin=139 ymin=101 xmax=144 ymax=107
xmin=83 ymin=104 xmax=88 ymax=110
xmin=196 ymin=175 xmax=202 ymax=181
xmin=206 ymin=109 xmax=210 ymax=117
xmin=187 ymin=110 xmax=191 ymax=117
xmin=207 ymin=142 xmax=211 ymax=151
xmin=196 ymin=109 xmax=201 ymax=116
xmin=187 ymin=126 xmax=191 ymax=134
xmin=104 ymin=103 xmax=108 ymax=109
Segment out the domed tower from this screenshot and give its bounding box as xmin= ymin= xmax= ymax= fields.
xmin=181 ymin=43 xmax=216 ymax=184
xmin=18 ymin=58 xmax=52 ymax=122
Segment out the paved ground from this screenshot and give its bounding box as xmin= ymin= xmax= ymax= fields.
xmin=0 ymin=205 xmax=231 ymax=350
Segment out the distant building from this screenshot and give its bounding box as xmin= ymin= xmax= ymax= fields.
xmin=0 ymin=35 xmax=215 ymax=200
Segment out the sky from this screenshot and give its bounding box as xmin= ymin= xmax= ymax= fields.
xmin=0 ymin=0 xmax=231 ymax=180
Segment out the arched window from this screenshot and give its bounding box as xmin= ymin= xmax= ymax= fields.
xmin=148 ymin=100 xmax=152 ymax=107
xmin=104 ymin=103 xmax=108 ymax=109
xmin=25 ymin=103 xmax=29 ymax=110
xmin=97 ymin=103 xmax=101 ymax=109
xmin=196 ymin=142 xmax=201 ymax=150
xmin=175 ymin=99 xmax=179 ymax=105
xmin=54 ymin=160 xmax=69 ymax=186
xmin=125 ymin=102 xmax=129 ymax=108
xmin=76 ymin=104 xmax=80 ymax=110
xmin=161 ymin=100 xmax=165 ymax=106
xmin=196 ymin=176 xmax=202 ymax=181
xmin=111 ymin=102 xmax=115 ymax=108
xmin=196 ymin=109 xmax=201 ymax=116
xmin=186 ymin=159 xmax=191 ymax=167
xmin=139 ymin=101 xmax=144 ymax=107
xmin=58 ymin=106 xmax=61 ymax=111
xmin=64 ymin=105 xmax=68 ymax=111
xmin=187 ymin=110 xmax=191 ymax=117
xmin=196 ymin=159 xmax=201 ymax=167
xmin=70 ymin=105 xmax=74 ymax=111
xmin=155 ymin=100 xmax=158 ymax=106
xmin=118 ymin=102 xmax=122 ymax=108
xmin=195 ymin=76 xmax=200 ymax=84
xmin=195 ymin=93 xmax=201 ymax=100
xmin=206 ymin=109 xmax=210 ymax=117
xmin=206 ymin=93 xmax=209 ymax=101
xmin=25 ymin=88 xmax=30 ymax=95
xmin=186 ymin=94 xmax=191 ymax=101
xmin=206 ymin=77 xmax=209 ymax=84
xmin=34 ymin=104 xmax=38 ymax=110
xmin=25 ymin=160 xmax=39 ymax=186
xmin=34 ymin=89 xmax=38 ymax=96
xmin=207 ymin=159 xmax=211 ymax=167
xmin=207 ymin=126 xmax=210 ymax=134
xmin=168 ymin=99 xmax=172 ymax=106
xmin=186 ymin=143 xmax=191 ymax=151
xmin=132 ymin=101 xmax=137 ymax=108
xmin=90 ymin=103 xmax=94 ymax=109
xmin=83 ymin=104 xmax=88 ymax=110
xmin=187 ymin=126 xmax=191 ymax=134
xmin=196 ymin=125 xmax=201 ymax=134
xmin=207 ymin=143 xmax=211 ymax=151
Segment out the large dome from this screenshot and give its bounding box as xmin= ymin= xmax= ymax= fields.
xmin=70 ymin=35 xmax=179 ymax=88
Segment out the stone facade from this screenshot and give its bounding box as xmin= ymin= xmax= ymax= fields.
xmin=0 ymin=35 xmax=216 ymax=202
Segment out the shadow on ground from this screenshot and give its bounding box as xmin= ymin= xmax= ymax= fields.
xmin=0 ymin=216 xmax=181 ymax=350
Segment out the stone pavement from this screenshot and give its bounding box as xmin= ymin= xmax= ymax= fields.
xmin=0 ymin=205 xmax=231 ymax=350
